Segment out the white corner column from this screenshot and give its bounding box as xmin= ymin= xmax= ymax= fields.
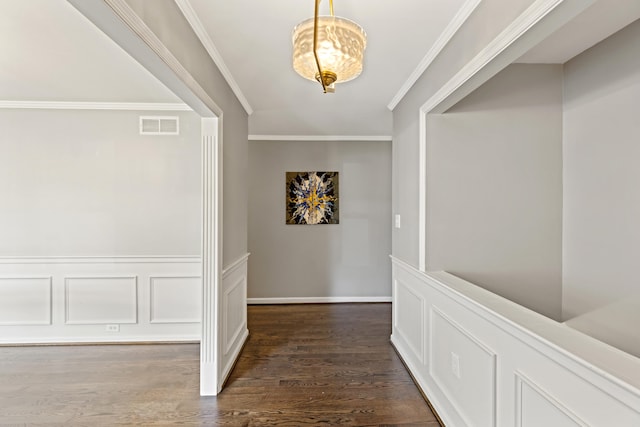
xmin=200 ymin=117 xmax=221 ymax=396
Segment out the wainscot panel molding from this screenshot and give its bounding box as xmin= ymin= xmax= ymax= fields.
xmin=219 ymin=253 xmax=250 ymax=387
xmin=390 ymin=256 xmax=640 ymax=427
xmin=247 ymin=296 xmax=392 ymax=304
xmin=0 ymin=276 xmax=52 ymax=326
xmin=0 ymin=256 xmax=202 ymax=344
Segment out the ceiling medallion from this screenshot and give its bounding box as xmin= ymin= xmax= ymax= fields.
xmin=292 ymin=0 xmax=367 ymax=93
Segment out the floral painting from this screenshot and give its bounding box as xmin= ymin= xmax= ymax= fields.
xmin=286 ymin=171 xmax=339 ymax=225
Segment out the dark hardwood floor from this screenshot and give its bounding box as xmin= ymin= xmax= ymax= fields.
xmin=0 ymin=303 xmax=440 ymax=426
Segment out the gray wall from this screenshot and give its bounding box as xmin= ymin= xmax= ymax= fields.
xmin=248 ymin=141 xmax=392 ymax=299
xmin=392 ymin=0 xmax=540 ymax=267
xmin=562 ymin=19 xmax=640 ymax=320
xmin=426 ymin=64 xmax=564 ymax=320
xmin=0 ymin=109 xmax=201 ymax=256
xmin=124 ymin=0 xmax=249 ymax=266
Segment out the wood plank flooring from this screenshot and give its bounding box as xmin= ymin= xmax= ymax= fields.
xmin=0 ymin=303 xmax=440 ymax=426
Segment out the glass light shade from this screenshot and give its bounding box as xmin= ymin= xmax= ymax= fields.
xmin=292 ymin=16 xmax=366 ymax=85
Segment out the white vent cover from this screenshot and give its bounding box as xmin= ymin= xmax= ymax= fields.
xmin=139 ymin=116 xmax=179 ymax=135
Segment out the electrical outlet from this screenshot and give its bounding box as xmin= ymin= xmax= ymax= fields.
xmin=394 ymin=214 xmax=401 ymax=229
xmin=451 ymin=352 xmax=461 ymax=379
xmin=105 ymin=324 xmax=120 ymax=332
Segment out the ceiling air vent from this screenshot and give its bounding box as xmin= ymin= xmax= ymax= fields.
xmin=139 ymin=116 xmax=179 ymax=135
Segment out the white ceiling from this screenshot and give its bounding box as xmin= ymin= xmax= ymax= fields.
xmin=0 ymin=0 xmax=180 ymax=103
xmin=183 ymin=0 xmax=469 ymax=136
xmin=2 ymin=0 xmax=639 ymax=136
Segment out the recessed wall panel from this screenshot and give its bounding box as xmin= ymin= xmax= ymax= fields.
xmin=65 ymin=276 xmax=137 ymax=324
xmin=395 ymin=279 xmax=424 ymax=363
xmin=223 ymin=277 xmax=246 ymax=353
xmin=0 ymin=277 xmax=52 ymax=325
xmin=517 ymin=373 xmax=587 ymax=427
xmin=150 ymin=276 xmax=201 ymax=323
xmin=430 ymin=307 xmax=496 ymax=427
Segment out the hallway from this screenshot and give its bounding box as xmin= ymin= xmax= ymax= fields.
xmin=0 ymin=303 xmax=439 ymax=426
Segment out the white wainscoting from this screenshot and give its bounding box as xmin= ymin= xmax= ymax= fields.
xmin=390 ymin=257 xmax=640 ymax=427
xmin=219 ymin=253 xmax=250 ymax=385
xmin=0 ymin=256 xmax=201 ymax=344
xmin=0 ymin=276 xmax=52 ymax=326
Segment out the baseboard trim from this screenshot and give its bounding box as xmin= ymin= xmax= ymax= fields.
xmin=247 ymin=296 xmax=392 ymax=304
xmin=219 ymin=328 xmax=249 ymax=392
xmin=0 ymin=336 xmax=200 ymax=346
xmin=390 ymin=338 xmax=447 ymax=427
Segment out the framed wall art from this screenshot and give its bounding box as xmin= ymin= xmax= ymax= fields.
xmin=286 ymin=171 xmax=339 ymax=225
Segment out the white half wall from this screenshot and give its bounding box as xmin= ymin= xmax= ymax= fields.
xmin=0 ymin=254 xmax=250 ymax=347
xmin=248 ymin=140 xmax=392 ymax=300
xmin=219 ymin=253 xmax=249 ymax=385
xmin=391 ymin=258 xmax=640 ymax=427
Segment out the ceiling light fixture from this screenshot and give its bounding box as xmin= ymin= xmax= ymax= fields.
xmin=292 ymin=0 xmax=367 ymax=93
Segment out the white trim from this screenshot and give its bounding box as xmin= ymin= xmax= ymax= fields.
xmin=393 ymin=278 xmax=425 ymax=364
xmin=222 ymin=276 xmax=246 ymax=354
xmin=0 ymin=256 xmax=200 ymax=264
xmin=96 ymin=0 xmax=223 ymax=117
xmin=418 ymin=111 xmax=427 ymax=272
xmin=200 ymin=117 xmax=222 ymax=396
xmin=515 ymin=371 xmax=588 ymax=427
xmin=429 ymin=305 xmax=498 ymax=427
xmin=419 ymin=0 xmax=565 ymax=116
xmin=390 ymin=256 xmax=640 ymax=399
xmin=222 ymin=253 xmax=250 ymax=277
xmin=0 ymin=101 xmax=191 ymax=111
xmin=0 ymin=276 xmax=53 ymax=326
xmin=64 ymin=275 xmax=139 ymax=325
xmin=247 ymin=296 xmax=392 ymax=304
xmin=149 ymin=275 xmax=202 ymax=324
xmin=387 ymin=0 xmax=482 ymax=111
xmin=0 ymin=336 xmax=200 ymax=345
xmin=390 ymin=332 xmax=458 ymax=427
xmin=249 ymin=134 xmax=393 ymax=142
xmin=174 ymin=0 xmax=253 ymax=116
xmin=220 ymin=329 xmax=248 ymax=382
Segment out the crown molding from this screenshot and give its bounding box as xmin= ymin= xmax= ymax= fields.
xmin=249 ymin=134 xmax=392 ymax=142
xmin=387 ymin=0 xmax=482 ymax=111
xmin=71 ymin=0 xmax=223 ymax=117
xmin=0 ymin=101 xmax=192 ymax=111
xmin=174 ymin=0 xmax=253 ymax=116
xmin=419 ymin=0 xmax=566 ymax=115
